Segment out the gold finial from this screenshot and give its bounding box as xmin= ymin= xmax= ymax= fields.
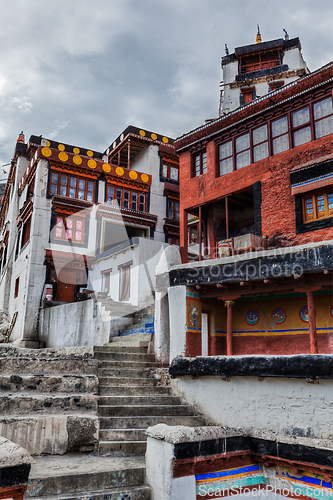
xmin=256 ymin=24 xmax=262 ymax=44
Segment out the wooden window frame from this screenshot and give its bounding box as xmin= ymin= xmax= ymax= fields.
xmin=118 ymin=261 xmax=132 ymax=302
xmin=50 ymin=172 xmax=95 ymax=202
xmin=193 ymin=151 xmax=207 ymax=177
xmin=162 ymin=162 xmax=179 ymax=181
xmin=22 ymin=216 xmax=31 ymax=247
xmin=14 ymin=277 xmax=20 ymax=298
xmin=291 ymin=106 xmax=312 ymax=148
xmin=188 ymin=223 xmax=199 ymax=245
xmin=54 ymin=214 xmax=85 ymax=244
xmin=107 ymin=185 xmax=146 ymax=212
xmin=314 ymin=96 xmax=333 ymax=140
xmin=167 ymin=198 xmax=180 ymax=221
xmin=302 ymin=188 xmax=333 ymax=223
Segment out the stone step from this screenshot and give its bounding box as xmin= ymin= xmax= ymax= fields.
xmin=98 ymin=440 xmax=147 ymax=456
xmin=0 ymin=357 xmax=98 ymax=375
xmin=25 ymin=454 xmax=146 ymax=497
xmin=0 ymin=394 xmax=98 ymax=415
xmin=100 ymin=415 xmax=206 ymax=428
xmin=99 ymin=368 xmax=152 ymax=378
xmin=94 ymin=345 xmax=147 ymax=353
xmin=99 ymin=385 xmax=171 ymax=395
xmin=119 ymin=326 xmax=154 ymax=337
xmin=99 ymin=428 xmax=146 ymax=441
xmin=99 ymin=360 xmax=156 ymax=369
xmin=99 ymin=404 xmax=197 ymax=417
xmin=26 ymin=485 xmax=151 ymax=500
xmin=0 ymin=374 xmax=98 ymax=394
xmin=99 ymin=376 xmax=156 ymax=386
xmin=94 ymin=351 xmax=155 ymax=362
xmin=99 ymin=395 xmax=182 ymax=405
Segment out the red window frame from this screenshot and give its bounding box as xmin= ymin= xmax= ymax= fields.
xmin=54 ymin=215 xmax=85 ymax=244
xmin=50 ymin=172 xmax=95 ymax=202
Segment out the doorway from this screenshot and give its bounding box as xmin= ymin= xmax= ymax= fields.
xmin=201 ymin=311 xmax=209 ymax=356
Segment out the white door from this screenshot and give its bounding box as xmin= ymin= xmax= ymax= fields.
xmin=201 ymin=312 xmax=208 ymax=356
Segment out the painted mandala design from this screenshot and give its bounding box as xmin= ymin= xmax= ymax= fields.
xmin=271 ymin=308 xmax=286 ymax=324
xmin=245 ymin=310 xmax=259 ymax=325
xmin=300 ymin=306 xmax=309 ymax=322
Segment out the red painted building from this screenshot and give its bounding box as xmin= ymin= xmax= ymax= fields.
xmin=165 ymin=39 xmax=333 ymax=358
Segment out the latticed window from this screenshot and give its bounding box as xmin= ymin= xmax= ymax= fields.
xmin=236 ymin=133 xmax=250 ymax=169
xmin=54 ymin=215 xmax=85 ymax=243
xmin=314 ymin=97 xmax=333 ymax=139
xmin=253 ymin=125 xmax=269 ymax=162
xmin=193 ymin=151 xmax=207 ymax=176
xmin=50 ymin=172 xmax=94 ymax=202
xmin=272 ymin=116 xmax=289 ymax=155
xmin=219 ymin=141 xmax=233 ymax=176
xmin=303 ymin=189 xmax=333 ymax=223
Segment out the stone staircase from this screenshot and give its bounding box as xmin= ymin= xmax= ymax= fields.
xmin=94 ymin=340 xmax=206 ymax=456
xmin=0 ymin=346 xmax=99 ymax=456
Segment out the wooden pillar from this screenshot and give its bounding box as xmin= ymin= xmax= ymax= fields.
xmin=127 ymin=138 xmax=131 ymax=169
xmin=198 ymin=206 xmax=202 ymax=261
xmin=307 ymin=291 xmax=318 ymax=354
xmin=225 ymin=196 xmax=229 ymax=239
xmin=182 ymin=209 xmax=188 ymax=263
xmin=224 ymin=300 xmax=234 ymax=356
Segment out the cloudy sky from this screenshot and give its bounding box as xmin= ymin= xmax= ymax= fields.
xmin=0 ymin=0 xmax=332 ymax=178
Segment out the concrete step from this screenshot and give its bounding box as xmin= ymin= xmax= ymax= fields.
xmin=26 ymin=485 xmax=151 ymax=500
xmin=110 ymin=334 xmax=152 ymax=347
xmin=25 ymin=454 xmax=146 ymax=497
xmin=99 ymin=360 xmax=156 ymax=369
xmin=100 ymin=415 xmax=206 ymax=428
xmin=99 ymin=377 xmax=156 ymax=387
xmin=0 ymin=357 xmax=98 ymax=375
xmin=99 ymin=368 xmax=153 ymax=378
xmin=98 ymin=440 xmax=147 ymax=456
xmin=99 ymin=385 xmax=171 ymax=395
xmin=99 ymin=395 xmax=182 ymax=405
xmin=94 ymin=345 xmax=147 ymax=353
xmin=119 ymin=326 xmax=154 ymax=337
xmin=94 ymin=351 xmax=155 ymax=362
xmin=99 ymin=428 xmax=146 ymax=441
xmin=0 ymin=394 xmax=98 ymax=415
xmin=0 ymin=374 xmax=98 ymax=394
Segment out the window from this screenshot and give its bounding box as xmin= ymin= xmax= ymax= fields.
xmin=107 ymin=186 xmax=114 ymax=204
xmin=302 ymin=189 xmax=333 ymax=223
xmin=193 ymin=151 xmax=207 ymax=176
xmin=50 ymin=172 xmax=94 ymax=202
xmin=314 ymin=97 xmax=333 ymax=139
xmin=119 ymin=262 xmax=131 ymax=302
xmin=54 ymin=215 xmax=85 ymax=243
xmin=253 ymin=125 xmax=269 ymax=162
xmin=22 ymin=216 xmax=31 ymax=247
xmin=162 ymin=163 xmax=179 ymax=181
xmin=14 ymin=277 xmax=19 ymax=298
xmin=272 ymin=116 xmax=289 ymax=155
xmin=167 ymin=199 xmax=179 ymax=221
xmin=219 ymin=141 xmax=233 ymax=176
xmin=101 ymin=269 xmax=111 ymax=292
xmin=241 ymin=88 xmax=254 ymax=104
xmin=139 ymin=194 xmax=145 ymax=212
xmin=236 ymin=133 xmax=250 ymax=169
xmin=292 ymin=107 xmax=311 ymax=147
xmin=189 ymin=224 xmax=198 ymax=245
xmin=108 ymin=186 xmax=146 ymax=212
xmin=268 ymin=81 xmax=284 ymax=92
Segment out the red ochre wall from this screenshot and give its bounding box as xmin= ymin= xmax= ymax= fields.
xmin=185 ymin=289 xmax=333 ymax=356
xmin=179 ymin=134 xmax=333 ymax=253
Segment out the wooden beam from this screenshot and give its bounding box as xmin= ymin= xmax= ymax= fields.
xmin=199 ymin=205 xmax=202 ymax=262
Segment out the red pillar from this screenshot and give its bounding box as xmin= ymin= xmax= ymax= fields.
xmin=225 ymin=300 xmax=234 ymax=356
xmin=307 ymin=291 xmax=318 ymax=354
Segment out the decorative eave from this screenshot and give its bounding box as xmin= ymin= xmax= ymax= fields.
xmin=97 ymin=203 xmax=158 ymax=227
xmin=45 ymin=249 xmax=94 ymax=267
xmin=52 ymin=195 xmax=93 ymax=216
xmin=164 ymin=182 xmax=179 ymax=197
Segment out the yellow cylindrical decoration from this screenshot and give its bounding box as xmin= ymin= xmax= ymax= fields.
xmin=256 ymin=25 xmax=262 ymax=44
xmin=129 ymin=170 xmax=138 ymax=180
xmin=58 ymin=152 xmax=68 ymax=162
xmin=116 ymin=167 xmax=124 ymax=176
xmin=88 ymin=159 xmax=97 ymax=169
xmin=102 ymin=163 xmax=111 ymax=173
xmin=73 ymin=147 xmax=80 ymax=154
xmin=73 ymin=156 xmax=82 ymax=165
xmin=58 ymin=144 xmax=65 ymax=151
xmin=141 ymin=173 xmax=149 ymax=183
xmin=42 ymin=147 xmax=52 ymax=157
xmin=87 ymin=150 xmax=94 ymax=157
